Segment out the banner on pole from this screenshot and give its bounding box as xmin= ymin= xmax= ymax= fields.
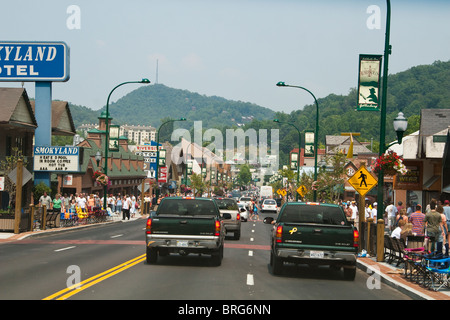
xmin=357 ymin=54 xmax=382 ymax=111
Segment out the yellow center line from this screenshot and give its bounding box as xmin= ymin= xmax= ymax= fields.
xmin=43 ymin=253 xmax=146 ymax=300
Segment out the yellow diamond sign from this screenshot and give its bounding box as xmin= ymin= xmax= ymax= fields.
xmin=347 ymin=164 xmax=377 ymax=196
xmin=297 ymin=185 xmax=308 ymax=197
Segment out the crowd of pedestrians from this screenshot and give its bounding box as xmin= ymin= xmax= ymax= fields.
xmin=39 ymin=192 xmax=145 ymax=221
xmin=338 ymin=197 xmax=450 ymax=255
xmin=385 ymin=199 xmax=450 ymax=255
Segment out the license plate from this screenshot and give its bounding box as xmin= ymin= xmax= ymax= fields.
xmin=310 ymin=250 xmax=324 ymax=258
xmin=176 ymin=240 xmax=188 ymax=247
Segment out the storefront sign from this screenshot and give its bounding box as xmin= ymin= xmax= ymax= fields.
xmin=33 ymin=146 xmax=80 ymax=172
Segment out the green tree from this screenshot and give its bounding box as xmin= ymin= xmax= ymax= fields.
xmin=237 ymin=164 xmax=252 ymax=185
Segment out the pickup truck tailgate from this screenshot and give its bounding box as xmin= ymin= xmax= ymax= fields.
xmin=281 ymin=223 xmax=355 ymax=250
xmin=151 ymin=215 xmax=217 ymax=236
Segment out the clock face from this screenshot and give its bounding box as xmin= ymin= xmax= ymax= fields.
xmin=346 ymin=167 xmax=355 ymax=176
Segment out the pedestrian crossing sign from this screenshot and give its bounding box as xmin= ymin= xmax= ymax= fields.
xmin=347 ymin=164 xmax=377 ymax=196
xmin=297 ymin=185 xmax=307 ymax=197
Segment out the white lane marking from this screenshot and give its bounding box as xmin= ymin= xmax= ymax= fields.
xmin=54 ymin=246 xmax=76 ymax=252
xmin=248 ymin=250 xmax=253 ymax=257
xmin=111 ymin=234 xmax=123 ymax=238
xmin=246 ymin=274 xmax=254 ymax=286
xmin=250 ymin=238 xmax=254 ymax=242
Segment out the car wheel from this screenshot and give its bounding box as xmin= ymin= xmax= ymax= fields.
xmin=270 ymin=251 xmax=283 ymax=275
xmin=211 ymin=245 xmax=223 ymax=266
xmin=343 ymin=266 xmax=356 ymax=281
xmin=146 ymin=247 xmax=158 ymax=264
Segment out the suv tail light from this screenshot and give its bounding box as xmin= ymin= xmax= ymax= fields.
xmin=276 ymin=225 xmax=283 ymax=243
xmin=215 ymin=220 xmax=221 ymax=236
xmin=353 ymin=229 xmax=359 ymax=247
xmin=237 ymin=213 xmax=240 ymax=221
xmin=146 ymin=218 xmax=152 ymax=234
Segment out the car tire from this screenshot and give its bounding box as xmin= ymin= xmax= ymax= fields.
xmin=270 ymin=251 xmax=283 ymax=275
xmin=146 ymin=247 xmax=158 ymax=264
xmin=211 ymin=244 xmax=223 ymax=266
xmin=343 ymin=266 xmax=356 ymax=281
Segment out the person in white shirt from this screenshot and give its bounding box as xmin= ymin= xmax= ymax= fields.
xmin=77 ymin=193 xmax=87 ymax=212
xmin=365 ymin=202 xmax=372 ymax=220
xmin=350 ymin=201 xmax=359 ymax=229
xmin=371 ymin=202 xmax=378 ymax=223
xmin=385 ymin=202 xmax=398 ymax=231
xmin=391 ymin=219 xmax=406 ymax=239
xmin=122 ymin=195 xmax=131 ymax=220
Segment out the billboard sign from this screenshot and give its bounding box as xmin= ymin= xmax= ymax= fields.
xmin=0 ymin=41 xmax=70 ymax=82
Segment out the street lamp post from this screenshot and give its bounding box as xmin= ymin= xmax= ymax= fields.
xmin=273 ymin=119 xmax=301 ymax=201
xmin=276 ymin=81 xmax=319 ymax=201
xmin=103 ymin=78 xmax=150 ymax=209
xmin=155 ymin=118 xmax=186 ymax=199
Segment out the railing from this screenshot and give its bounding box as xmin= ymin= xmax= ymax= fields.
xmin=30 ymin=205 xmax=118 ymax=231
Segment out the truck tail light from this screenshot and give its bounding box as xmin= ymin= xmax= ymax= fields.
xmin=215 ymin=220 xmax=221 ymax=236
xmin=146 ymin=218 xmax=152 ymax=234
xmin=353 ymin=229 xmax=359 ymax=247
xmin=276 ymin=225 xmax=283 ymax=243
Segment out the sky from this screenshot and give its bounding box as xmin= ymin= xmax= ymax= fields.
xmin=1 ymin=0 xmax=449 ymax=114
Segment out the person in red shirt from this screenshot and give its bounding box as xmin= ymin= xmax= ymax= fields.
xmin=409 ymin=204 xmax=425 ymax=236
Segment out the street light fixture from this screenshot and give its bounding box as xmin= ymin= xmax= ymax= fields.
xmin=273 ymin=119 xmax=301 ymax=201
xmin=393 ymin=112 xmax=408 ymax=145
xmin=276 ymin=81 xmax=319 ymax=201
xmin=103 ymin=78 xmax=150 ymax=209
xmin=95 ymin=151 xmax=102 ymax=167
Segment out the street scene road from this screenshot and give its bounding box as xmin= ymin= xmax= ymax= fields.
xmin=0 ymin=216 xmax=410 ymax=301
xmin=1 ymin=1 xmax=449 ymax=304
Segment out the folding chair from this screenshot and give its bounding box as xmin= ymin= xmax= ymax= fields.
xmin=425 ymin=257 xmax=450 ymax=291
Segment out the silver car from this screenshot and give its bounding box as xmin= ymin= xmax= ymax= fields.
xmin=261 ymin=199 xmax=278 ymax=213
xmin=215 ymin=198 xmax=241 ymax=240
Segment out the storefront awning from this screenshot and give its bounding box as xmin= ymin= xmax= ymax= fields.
xmin=423 ymin=175 xmax=440 ymax=189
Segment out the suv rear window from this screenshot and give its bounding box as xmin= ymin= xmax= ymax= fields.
xmin=157 ymin=199 xmax=218 ymax=216
xmin=215 ymin=199 xmax=238 ymax=210
xmin=240 ymin=197 xmax=252 ymax=202
xmin=279 ymin=205 xmax=347 ymax=226
xmin=264 ymin=200 xmax=276 ymax=205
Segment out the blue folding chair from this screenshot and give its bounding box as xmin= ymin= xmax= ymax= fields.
xmin=425 ymin=257 xmax=450 ymax=291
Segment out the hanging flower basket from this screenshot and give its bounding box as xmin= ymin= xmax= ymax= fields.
xmin=96 ymin=173 xmax=109 ymax=186
xmin=93 ymin=170 xmax=102 ymax=180
xmin=372 ymin=150 xmax=408 ymax=176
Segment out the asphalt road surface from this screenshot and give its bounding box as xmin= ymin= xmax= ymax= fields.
xmin=0 ymin=215 xmax=411 ymax=301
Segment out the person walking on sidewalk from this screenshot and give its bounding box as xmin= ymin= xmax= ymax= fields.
xmin=410 ymin=204 xmax=425 ymax=236
xmin=425 ymin=200 xmax=442 ymax=252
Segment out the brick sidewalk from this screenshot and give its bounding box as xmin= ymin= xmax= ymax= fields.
xmin=358 ymin=257 xmax=450 ymax=300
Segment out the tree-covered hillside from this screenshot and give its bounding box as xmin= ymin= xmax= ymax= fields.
xmin=69 ymin=84 xmax=275 ymax=130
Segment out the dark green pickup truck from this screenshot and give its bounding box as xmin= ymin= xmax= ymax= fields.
xmin=264 ymin=202 xmax=359 ymax=280
xmin=145 ymin=197 xmax=230 ymax=266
